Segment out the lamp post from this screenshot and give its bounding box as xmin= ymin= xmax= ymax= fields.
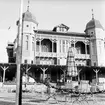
xmin=15 ymin=0 xmax=23 ymax=105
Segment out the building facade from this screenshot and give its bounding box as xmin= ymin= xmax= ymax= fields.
xmin=6 ymin=9 xmax=105 ymax=82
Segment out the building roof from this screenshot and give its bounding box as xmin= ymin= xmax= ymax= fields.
xmin=85 ymin=19 xmax=103 ymax=32
xmin=16 ymin=10 xmax=38 ymax=25
xmin=6 ymin=42 xmax=14 ymax=50
xmin=22 ymin=10 xmax=38 ymax=24
xmin=53 ymin=23 xmax=69 ymax=31
xmin=34 ymin=30 xmax=90 ymax=37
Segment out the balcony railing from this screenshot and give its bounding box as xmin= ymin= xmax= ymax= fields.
xmin=36 ymin=52 xmax=57 ymax=57
xmin=36 ymin=52 xmax=90 ymax=59
xmin=75 ymin=54 xmax=90 ymax=59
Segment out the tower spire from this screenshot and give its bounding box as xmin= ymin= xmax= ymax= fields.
xmin=91 ymin=9 xmax=94 ymax=20
xmin=27 ymin=0 xmax=30 ymax=11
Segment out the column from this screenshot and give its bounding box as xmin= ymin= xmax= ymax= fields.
xmin=85 ymin=42 xmax=87 ymax=55
xmin=40 ymin=67 xmax=48 ymax=82
xmin=56 ymin=37 xmax=58 ymax=65
xmin=85 ymin=41 xmax=87 ymax=57
xmin=0 ymin=66 xmax=9 ymax=87
xmin=39 ymin=36 xmax=41 ymax=65
xmin=39 ymin=39 xmax=41 ymax=53
xmin=34 ymin=34 xmax=36 ymax=64
xmin=93 ymin=69 xmax=99 ymax=85
xmin=52 ymin=40 xmax=53 ymax=53
xmin=61 ymin=40 xmax=62 ymax=53
xmin=74 ymin=39 xmax=76 ymax=54
xmin=65 ymin=40 xmax=66 ymax=53
xmin=85 ymin=41 xmax=87 ymax=66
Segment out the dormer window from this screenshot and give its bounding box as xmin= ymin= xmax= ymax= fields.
xmin=53 ymin=23 xmax=69 ymax=32
xmin=60 ymin=27 xmax=64 ymax=32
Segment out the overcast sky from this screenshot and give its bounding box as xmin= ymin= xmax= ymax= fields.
xmin=0 ymin=0 xmax=105 ymax=63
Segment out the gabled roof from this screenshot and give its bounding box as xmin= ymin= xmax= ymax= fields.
xmin=53 ymin=23 xmax=69 ymax=32
xmin=55 ymin=23 xmax=69 ymax=30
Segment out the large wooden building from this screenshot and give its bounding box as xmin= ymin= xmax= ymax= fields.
xmin=6 ymin=8 xmax=105 ymax=83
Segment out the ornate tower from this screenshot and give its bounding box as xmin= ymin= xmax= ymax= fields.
xmin=84 ymin=10 xmax=105 ymax=66
xmin=16 ymin=1 xmax=38 ymax=64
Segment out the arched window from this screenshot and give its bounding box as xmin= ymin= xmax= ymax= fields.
xmin=75 ymin=41 xmax=85 ymax=54
xmin=26 ymin=35 xmax=29 ymax=50
xmin=41 ymin=39 xmax=52 ymax=52
xmin=32 ymin=37 xmax=34 ymax=51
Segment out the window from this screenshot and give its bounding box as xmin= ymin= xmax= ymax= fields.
xmin=76 ymin=47 xmax=80 ymax=54
xmin=36 ymin=41 xmax=40 ymax=52
xmin=59 ymin=27 xmax=61 ymax=31
xmin=26 ymin=35 xmax=29 ymax=50
xmin=33 ymin=27 xmax=35 ymax=29
xmin=87 ymin=45 xmax=90 ymax=54
xmin=32 ymin=37 xmax=34 ymax=41
xmin=91 ymin=32 xmax=93 ymax=34
xmin=24 ymin=60 xmax=27 ymax=64
xmin=59 ymin=27 xmax=64 ymax=32
xmin=104 ymin=42 xmax=105 ymax=49
xmin=94 ymin=62 xmax=96 ymax=66
xmin=42 ymin=43 xmax=48 ymax=52
xmin=26 ymin=35 xmax=28 ymax=40
xmin=9 ymin=52 xmax=13 ymax=57
xmin=86 ymin=60 xmax=90 ymax=66
xmin=53 ymin=42 xmax=56 ymax=52
xmin=66 ymin=40 xmax=69 ymax=52
xmin=71 ymin=44 xmax=74 ymax=47
xmin=92 ymin=43 xmax=95 ymax=54
xmin=32 ymin=42 xmax=34 ymax=51
xmin=31 ymin=60 xmax=33 ymax=64
xmin=26 ymin=41 xmax=28 ymax=50
xmin=32 ymin=37 xmax=34 ymax=51
xmin=26 ymin=25 xmax=29 ymax=27
xmin=59 ymin=40 xmax=62 ymax=53
xmin=62 ymin=40 xmax=65 ymax=53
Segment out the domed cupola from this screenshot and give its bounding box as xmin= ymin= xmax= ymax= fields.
xmin=16 ymin=0 xmax=38 ymax=26
xmin=22 ymin=10 xmax=38 ymax=24
xmin=84 ymin=9 xmax=103 ymax=32
xmin=84 ymin=19 xmax=103 ymax=32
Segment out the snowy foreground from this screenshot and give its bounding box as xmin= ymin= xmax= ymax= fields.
xmin=0 ymin=83 xmax=105 ymax=105
xmin=0 ymin=92 xmax=105 ymax=105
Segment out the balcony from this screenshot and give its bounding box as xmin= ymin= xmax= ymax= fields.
xmin=75 ymin=54 xmax=90 ymax=59
xmin=36 ymin=52 xmax=57 ymax=57
xmin=35 ymin=52 xmax=90 ymax=59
